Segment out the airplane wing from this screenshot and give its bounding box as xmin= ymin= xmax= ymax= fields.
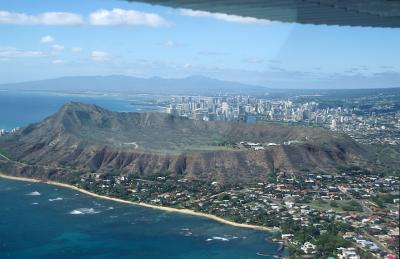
xmin=127 ymin=0 xmax=400 ymax=28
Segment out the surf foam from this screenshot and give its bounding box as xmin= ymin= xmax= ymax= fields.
xmin=69 ymin=208 xmax=100 ymax=215
xmin=27 ymin=191 xmax=41 ymax=196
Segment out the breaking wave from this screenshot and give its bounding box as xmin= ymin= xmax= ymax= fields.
xmin=206 ymin=236 xmax=239 ymax=242
xmin=49 ymin=197 xmax=63 ymax=202
xmin=69 ymin=208 xmax=100 ymax=215
xmin=27 ymin=191 xmax=41 ymax=196
xmin=206 ymin=236 xmax=230 ymax=242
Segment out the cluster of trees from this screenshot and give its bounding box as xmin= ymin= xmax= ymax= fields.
xmin=371 ymin=193 xmax=397 ymax=208
xmin=341 ymin=200 xmax=363 ymax=212
xmin=329 ymin=200 xmax=363 ymax=212
xmin=214 ymin=138 xmax=237 ymax=147
xmin=336 ymin=165 xmax=372 ymax=176
xmin=280 ymin=216 xmax=354 ymax=258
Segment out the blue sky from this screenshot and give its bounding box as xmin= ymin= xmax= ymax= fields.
xmin=0 ymin=0 xmax=399 ymax=88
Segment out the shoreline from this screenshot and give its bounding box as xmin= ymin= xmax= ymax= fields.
xmin=0 ymin=173 xmax=277 ymax=233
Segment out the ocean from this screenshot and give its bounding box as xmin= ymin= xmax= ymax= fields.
xmin=0 ymin=90 xmax=162 ymax=130
xmin=0 ymin=90 xmax=282 ymax=258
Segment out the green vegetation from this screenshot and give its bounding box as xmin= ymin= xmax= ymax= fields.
xmin=0 ymin=148 xmax=12 ymax=160
xmin=371 ymin=144 xmax=400 ymax=176
xmin=341 ymin=200 xmax=363 ymax=212
xmin=307 ymin=200 xmax=364 ymax=213
xmin=371 ymin=193 xmax=397 ymax=208
xmin=46 ymin=102 xmax=335 ymax=153
xmin=1 ymin=101 xmax=399 ymax=258
xmin=281 ymin=218 xmax=352 ymax=258
xmin=266 ymin=170 xmax=277 ymax=184
xmin=315 ymin=233 xmax=350 ymax=258
xmin=337 ymin=165 xmax=371 ymax=175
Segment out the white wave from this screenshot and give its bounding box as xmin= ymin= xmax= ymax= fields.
xmin=180 ymin=228 xmax=193 ymax=237
xmin=92 ymin=201 xmax=102 ymax=207
xmin=212 ymin=236 xmax=230 ymax=242
xmin=27 ymin=191 xmax=41 ymax=196
xmin=69 ymin=208 xmax=100 ymax=215
xmin=206 ymin=236 xmax=230 ymax=242
xmin=31 ymin=202 xmax=39 ymax=205
xmin=49 ymin=197 xmax=63 ymax=202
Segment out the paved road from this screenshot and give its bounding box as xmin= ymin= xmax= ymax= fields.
xmin=0 ymin=153 xmax=11 ymax=161
xmin=338 ymin=186 xmax=373 ymax=214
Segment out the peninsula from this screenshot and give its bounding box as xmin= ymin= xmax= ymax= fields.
xmin=0 ymin=102 xmax=398 ymax=258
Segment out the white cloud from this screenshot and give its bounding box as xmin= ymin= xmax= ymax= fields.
xmin=179 ymin=9 xmax=272 ymax=25
xmin=164 ymin=40 xmax=175 ymax=47
xmin=0 ymin=11 xmax=83 ymax=25
xmin=243 ymin=57 xmax=264 ymax=64
xmin=89 ymin=8 xmax=171 ymax=27
xmin=52 ymin=44 xmax=64 ymax=51
xmin=197 ymin=50 xmax=226 ymax=56
xmin=71 ymin=47 xmax=82 ymax=53
xmin=0 ymin=47 xmax=46 ymax=58
xmin=0 ymin=9 xmax=171 ymax=28
xmin=52 ymin=59 xmax=65 ymax=64
xmin=91 ymin=51 xmax=111 ymax=62
xmin=40 ymin=35 xmax=55 ymax=43
xmin=162 ymin=40 xmax=181 ymax=48
xmin=183 ymin=63 xmax=193 ymax=69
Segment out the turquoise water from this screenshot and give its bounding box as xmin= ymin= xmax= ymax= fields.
xmin=0 ymin=91 xmax=282 ymax=258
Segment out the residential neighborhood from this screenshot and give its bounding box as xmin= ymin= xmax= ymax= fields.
xmin=75 ymin=166 xmax=399 ymax=258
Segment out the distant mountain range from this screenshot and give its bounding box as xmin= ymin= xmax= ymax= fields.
xmin=0 ymin=102 xmax=377 ymax=183
xmin=0 ymin=75 xmax=270 ymax=96
xmin=1 ymin=75 xmax=399 ymax=97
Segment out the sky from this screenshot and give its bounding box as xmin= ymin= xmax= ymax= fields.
xmin=0 ymin=0 xmax=399 ymax=88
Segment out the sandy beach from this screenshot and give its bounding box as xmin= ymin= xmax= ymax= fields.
xmin=0 ymin=172 xmax=277 ymax=232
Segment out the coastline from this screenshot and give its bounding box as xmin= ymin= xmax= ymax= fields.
xmin=0 ymin=172 xmax=277 ymax=233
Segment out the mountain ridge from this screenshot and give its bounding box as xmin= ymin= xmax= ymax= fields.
xmin=0 ymin=75 xmax=268 ymax=95
xmin=0 ymin=102 xmax=373 ymax=183
xmin=2 ymin=75 xmax=399 ymax=97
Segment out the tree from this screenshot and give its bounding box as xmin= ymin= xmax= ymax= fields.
xmin=330 ymin=200 xmax=339 ymax=207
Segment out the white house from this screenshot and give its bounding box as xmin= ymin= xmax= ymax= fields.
xmin=301 ymin=242 xmax=316 ymax=254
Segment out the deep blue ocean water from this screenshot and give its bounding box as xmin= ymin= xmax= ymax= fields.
xmin=0 ymin=179 xmax=281 ymax=259
xmin=0 ymin=91 xmax=282 ymax=258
